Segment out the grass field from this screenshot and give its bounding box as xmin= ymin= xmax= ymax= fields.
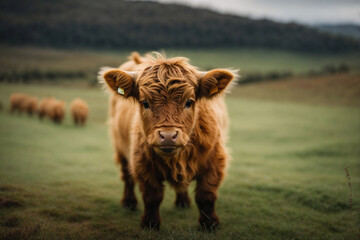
xmin=232 ymin=73 xmax=360 ymax=107
xmin=0 ymin=75 xmax=359 ymax=239
xmin=1 ymin=46 xmax=360 ymax=76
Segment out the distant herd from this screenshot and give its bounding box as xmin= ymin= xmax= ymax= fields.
xmin=8 ymin=93 xmax=89 ymax=126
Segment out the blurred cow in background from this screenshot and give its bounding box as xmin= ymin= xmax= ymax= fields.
xmin=10 ymin=93 xmax=27 ymax=113
xmin=38 ymin=97 xmax=65 ymax=124
xmin=23 ymin=96 xmax=38 ymax=116
xmin=70 ymin=98 xmax=89 ymax=126
xmin=47 ymin=99 xmax=65 ymax=124
xmin=38 ymin=97 xmax=55 ymax=119
xmin=10 ymin=93 xmax=37 ymax=116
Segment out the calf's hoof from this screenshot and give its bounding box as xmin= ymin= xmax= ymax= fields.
xmin=199 ymin=216 xmax=220 ymax=231
xmin=141 ymin=216 xmax=161 ymax=231
xmin=121 ymin=198 xmax=137 ymax=211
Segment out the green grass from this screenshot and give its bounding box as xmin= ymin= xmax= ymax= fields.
xmin=1 ymin=46 xmax=360 ymax=75
xmin=0 ymin=82 xmax=359 ymax=239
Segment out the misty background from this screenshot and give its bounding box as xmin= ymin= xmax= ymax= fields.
xmin=157 ymin=0 xmax=360 ymax=24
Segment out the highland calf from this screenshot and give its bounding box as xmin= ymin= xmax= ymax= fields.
xmin=70 ymin=98 xmax=89 ymax=126
xmin=10 ymin=93 xmax=27 ymax=113
xmin=10 ymin=93 xmax=37 ymax=115
xmin=23 ymin=96 xmax=38 ymax=116
xmin=38 ymin=97 xmax=55 ymax=119
xmin=99 ymin=53 xmax=236 ymax=230
xmin=47 ymin=100 xmax=65 ymax=124
xmin=38 ymin=97 xmax=65 ymax=124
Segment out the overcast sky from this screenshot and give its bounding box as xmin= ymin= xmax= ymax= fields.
xmin=156 ymin=0 xmax=360 ymax=25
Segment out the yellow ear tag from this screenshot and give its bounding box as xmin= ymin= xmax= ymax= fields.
xmin=117 ymin=87 xmax=125 ymax=95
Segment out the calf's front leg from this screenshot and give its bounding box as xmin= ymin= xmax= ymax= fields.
xmin=195 ymin=171 xmax=223 ymax=231
xmin=139 ymin=181 xmax=164 ymax=230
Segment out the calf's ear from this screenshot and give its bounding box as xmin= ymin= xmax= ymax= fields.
xmin=197 ymin=69 xmax=236 ymax=99
xmin=98 ymin=68 xmax=138 ymax=98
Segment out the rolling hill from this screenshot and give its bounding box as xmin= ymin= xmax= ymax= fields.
xmin=0 ymin=0 xmax=359 ymax=52
xmin=315 ymin=24 xmax=360 ymax=40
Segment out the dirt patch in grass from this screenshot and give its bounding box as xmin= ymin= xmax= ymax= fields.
xmin=39 ymin=209 xmax=63 ymax=220
xmin=0 ymin=224 xmax=41 ymax=240
xmin=39 ymin=209 xmax=91 ymax=223
xmin=0 ymin=185 xmax=23 ymax=192
xmin=0 ymin=198 xmax=24 ymax=208
xmin=66 ymin=214 xmax=91 ymax=223
xmin=3 ymin=216 xmax=21 ymax=228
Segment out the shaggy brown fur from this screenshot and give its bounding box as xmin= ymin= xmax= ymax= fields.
xmin=10 ymin=93 xmax=38 ymax=115
xmin=38 ymin=97 xmax=55 ymax=119
xmin=70 ymin=98 xmax=89 ymax=126
xmin=99 ymin=52 xmax=237 ymax=231
xmin=10 ymin=93 xmax=27 ymax=113
xmin=38 ymin=97 xmax=65 ymax=124
xmin=23 ymin=96 xmax=38 ymax=116
xmin=48 ymin=100 xmax=65 ymax=124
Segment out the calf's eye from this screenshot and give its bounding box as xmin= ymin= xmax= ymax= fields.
xmin=185 ymin=100 xmax=193 ymax=108
xmin=142 ymin=100 xmax=150 ymax=109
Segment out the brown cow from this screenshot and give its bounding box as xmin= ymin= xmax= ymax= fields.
xmin=10 ymin=93 xmax=37 ymax=115
xmin=23 ymin=96 xmax=38 ymax=116
xmin=38 ymin=97 xmax=65 ymax=124
xmin=10 ymin=93 xmax=28 ymax=113
xmin=70 ymin=98 xmax=89 ymax=126
xmin=99 ymin=52 xmax=237 ymax=230
xmin=38 ymin=97 xmax=55 ymax=119
xmin=47 ymin=100 xmax=65 ymax=124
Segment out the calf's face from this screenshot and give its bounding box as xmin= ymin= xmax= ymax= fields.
xmin=138 ymin=76 xmax=197 ymax=155
xmin=100 ymin=61 xmax=234 ymax=156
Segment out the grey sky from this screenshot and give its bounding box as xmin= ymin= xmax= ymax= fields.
xmin=157 ymin=0 xmax=360 ymax=24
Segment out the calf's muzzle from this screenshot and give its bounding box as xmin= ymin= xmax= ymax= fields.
xmin=158 ymin=131 xmax=178 ymax=153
